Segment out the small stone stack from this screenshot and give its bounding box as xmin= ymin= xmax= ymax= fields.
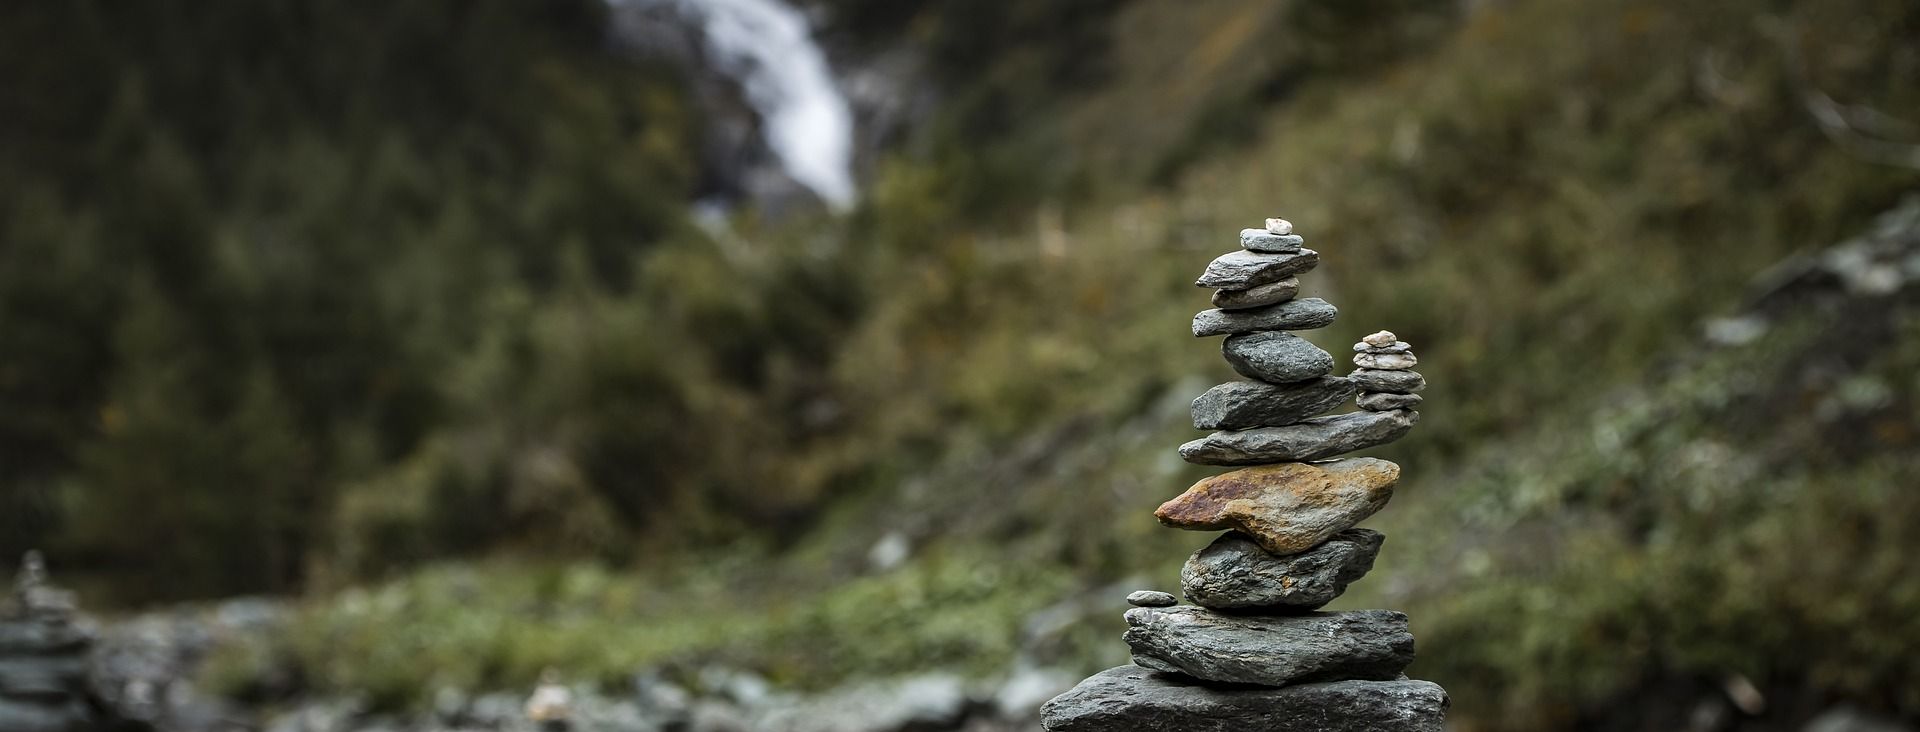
xmin=0 ymin=552 xmax=115 ymax=732
xmin=1041 ymin=219 xmax=1446 ymax=731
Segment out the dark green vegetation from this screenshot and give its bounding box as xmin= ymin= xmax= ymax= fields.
xmin=4 ymin=0 xmax=1919 ymax=729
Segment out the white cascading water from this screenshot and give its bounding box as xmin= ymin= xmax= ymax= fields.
xmin=610 ymin=0 xmax=857 ymax=211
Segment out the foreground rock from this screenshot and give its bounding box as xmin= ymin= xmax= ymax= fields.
xmin=1191 ymin=298 xmax=1338 ymax=337
xmin=1124 ymin=607 xmax=1416 ymax=687
xmin=1182 ymin=529 xmax=1383 ymax=611
xmin=1041 ymin=666 xmax=1447 ymax=732
xmin=1195 ymin=249 xmax=1320 ymax=289
xmin=1190 ymin=377 xmax=1359 ymax=430
xmin=1221 ymin=332 xmax=1335 ymax=384
xmin=1155 ymin=459 xmax=1398 ymax=554
xmin=1179 ymin=410 xmax=1418 ymax=466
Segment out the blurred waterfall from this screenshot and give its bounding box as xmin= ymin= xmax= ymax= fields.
xmin=610 ymin=0 xmax=857 ymax=211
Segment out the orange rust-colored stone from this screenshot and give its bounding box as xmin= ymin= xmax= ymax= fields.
xmin=1155 ymin=458 xmax=1400 ymax=555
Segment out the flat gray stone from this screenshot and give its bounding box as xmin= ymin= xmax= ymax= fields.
xmin=1354 ymin=352 xmax=1418 ymax=370
xmin=1182 ymin=530 xmax=1383 ymax=611
xmin=1240 ymin=229 xmax=1305 ymax=253
xmin=1192 ymin=377 xmax=1358 ymax=430
xmin=1180 ymin=409 xmax=1417 ymax=465
xmin=1040 ymin=666 xmax=1447 ymax=732
xmin=1222 ymin=332 xmax=1334 ymax=384
xmin=1192 ymin=298 xmax=1338 ymax=337
xmin=1195 ymin=249 xmax=1320 ymax=290
xmin=1124 ymin=607 xmax=1416 ymax=687
xmin=1126 ymin=590 xmax=1178 ymax=608
xmin=1211 ymin=278 xmax=1298 ymax=310
xmin=1352 ymin=340 xmax=1412 ymax=353
xmin=1349 ymin=369 xmax=1426 ymax=393
xmin=1359 ymin=392 xmax=1424 ymax=411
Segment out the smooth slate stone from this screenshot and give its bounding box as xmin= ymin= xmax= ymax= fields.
xmin=1211 ymin=277 xmax=1298 ymax=310
xmin=1182 ymin=529 xmax=1383 ymax=611
xmin=1124 ymin=607 xmax=1416 ymax=688
xmin=1180 ymin=409 xmax=1418 ymax=465
xmin=1156 ymin=459 xmax=1399 ymax=554
xmin=1192 ymin=298 xmax=1338 ymax=337
xmin=1195 ymin=249 xmax=1320 ymax=290
xmin=1352 ymin=340 xmax=1412 ymax=353
xmin=1354 ymin=351 xmax=1419 ymax=370
xmin=1359 ymin=392 xmax=1424 ymax=411
xmin=1126 ymin=590 xmax=1178 ymax=608
xmin=1191 ymin=377 xmax=1359 ymax=430
xmin=1222 ymin=332 xmax=1334 ymax=384
xmin=1040 ymin=666 xmax=1448 ymax=732
xmin=1240 ymin=229 xmax=1306 ymax=253
xmin=1350 ymin=369 xmax=1426 ymax=393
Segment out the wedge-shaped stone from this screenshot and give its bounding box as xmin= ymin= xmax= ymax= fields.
xmin=1222 ymin=332 xmax=1334 ymax=384
xmin=1194 ymin=249 xmax=1319 ymax=290
xmin=1123 ymin=607 xmax=1416 ymax=688
xmin=1040 ymin=666 xmax=1448 ymax=732
xmin=1155 ymin=459 xmax=1398 ymax=554
xmin=1179 ymin=410 xmax=1416 ymax=466
xmin=1211 ymin=277 xmax=1298 ymax=310
xmin=1191 ymin=377 xmax=1358 ymax=430
xmin=1182 ymin=529 xmax=1383 ymax=611
xmin=1192 ymin=298 xmax=1338 ymax=337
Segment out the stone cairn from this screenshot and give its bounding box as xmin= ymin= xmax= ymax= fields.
xmin=0 ymin=551 xmax=122 ymax=732
xmin=1041 ymin=218 xmax=1447 ymax=731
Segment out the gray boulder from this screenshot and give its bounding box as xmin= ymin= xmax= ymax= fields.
xmin=1123 ymin=607 xmax=1416 ymax=688
xmin=1191 ymin=377 xmax=1358 ymax=430
xmin=1040 ymin=666 xmax=1447 ymax=732
xmin=1182 ymin=529 xmax=1384 ymax=611
xmin=1222 ymin=332 xmax=1335 ymax=384
xmin=1195 ymin=249 xmax=1320 ymax=290
xmin=1192 ymin=298 xmax=1338 ymax=337
xmin=1179 ymin=409 xmax=1417 ymax=465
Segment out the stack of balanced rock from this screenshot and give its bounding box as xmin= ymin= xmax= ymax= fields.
xmin=1041 ymin=218 xmax=1446 ymax=731
xmin=0 ymin=552 xmax=118 ymax=732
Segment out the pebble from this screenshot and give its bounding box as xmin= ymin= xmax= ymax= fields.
xmin=1352 ymin=351 xmax=1418 ymax=370
xmin=1240 ymin=229 xmax=1306 ymax=253
xmin=1178 ymin=410 xmax=1418 ymax=466
xmin=1040 ymin=666 xmax=1448 ymax=732
xmin=1221 ymin=332 xmax=1335 ymax=384
xmin=1210 ymin=278 xmax=1298 ymax=310
xmin=1123 ymin=607 xmax=1416 ymax=688
xmin=1348 ymin=369 xmax=1426 ymax=393
xmin=1154 ymin=458 xmax=1400 ymax=554
xmin=1192 ymin=298 xmax=1338 ymax=337
xmin=1181 ymin=529 xmax=1384 ymax=612
xmin=1357 ymin=392 xmax=1423 ymax=411
xmin=1195 ymin=249 xmax=1320 ymax=290
xmin=1125 ymin=591 xmax=1178 ymax=608
xmin=1361 ymin=330 xmax=1398 ymax=348
xmin=1191 ymin=377 xmax=1358 ymax=431
xmin=1266 ymin=218 xmax=1294 ymax=235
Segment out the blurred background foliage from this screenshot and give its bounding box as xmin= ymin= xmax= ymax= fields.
xmin=3 ymin=0 xmax=1919 ymax=728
